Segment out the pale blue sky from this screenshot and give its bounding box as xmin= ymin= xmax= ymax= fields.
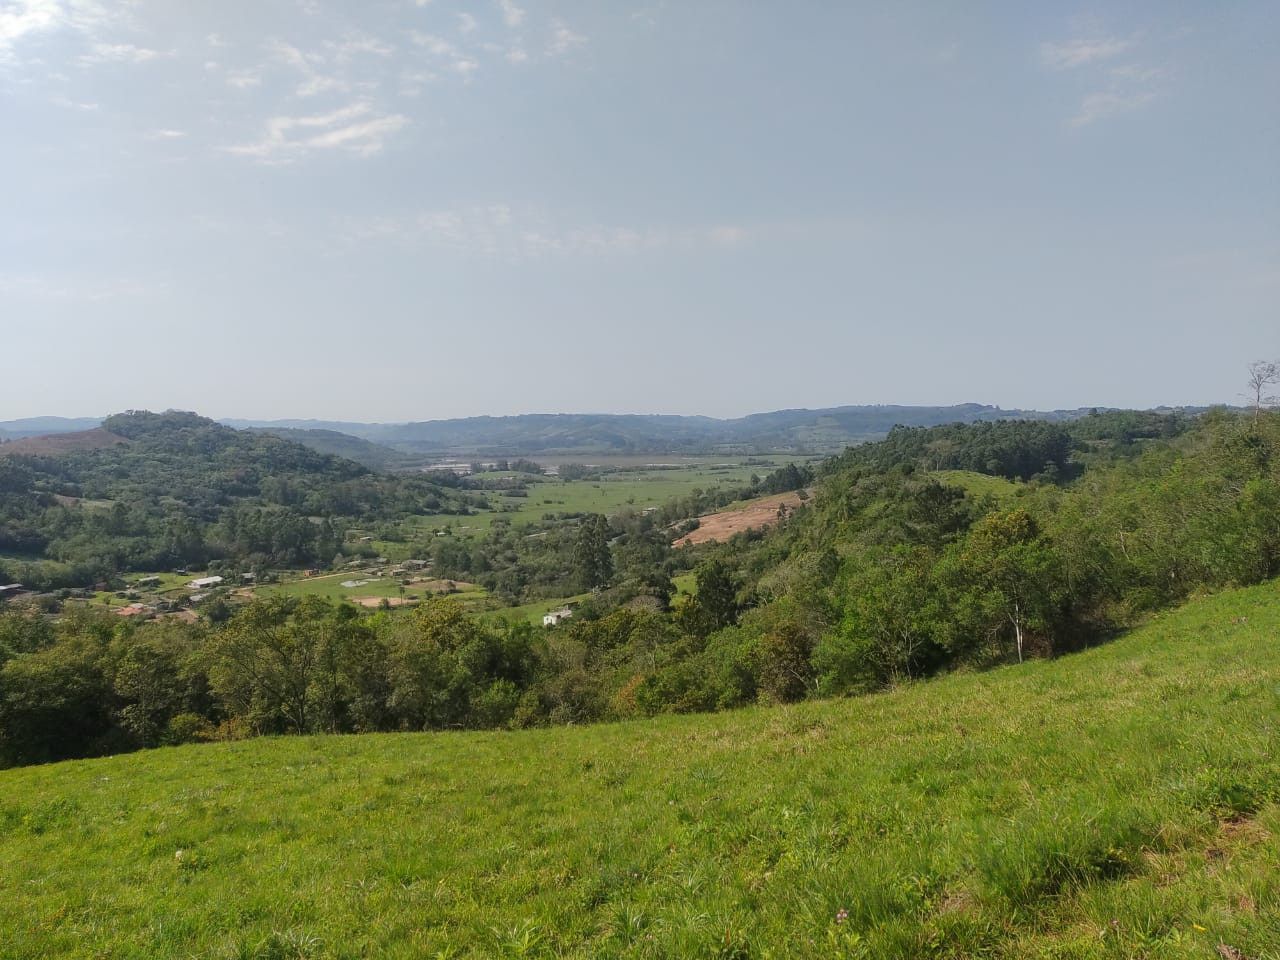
xmin=1 ymin=1 xmax=1276 ymax=420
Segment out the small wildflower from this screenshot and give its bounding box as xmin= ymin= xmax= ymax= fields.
xmin=835 ymin=908 xmax=848 ymax=924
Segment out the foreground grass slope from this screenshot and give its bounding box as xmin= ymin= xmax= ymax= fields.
xmin=2 ymin=585 xmax=1279 ymax=959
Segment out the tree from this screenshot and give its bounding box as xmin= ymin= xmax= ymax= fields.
xmin=946 ymin=510 xmax=1065 ymax=663
xmin=1246 ymin=360 xmax=1280 ymax=422
xmin=207 ymin=597 xmax=331 ymax=733
xmin=573 ymin=514 xmax=613 ymax=591
xmin=676 ymin=560 xmax=739 ymax=638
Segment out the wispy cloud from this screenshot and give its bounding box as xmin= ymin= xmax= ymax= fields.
xmin=410 ymin=30 xmax=478 ymax=78
xmin=78 ymin=41 xmax=166 ymax=66
xmin=0 ymin=271 xmax=161 ymax=302
xmin=145 ymin=128 xmax=187 ymax=140
xmin=1039 ymin=36 xmax=1131 ymax=70
xmin=1041 ymin=26 xmax=1166 ymax=127
xmin=457 ymin=12 xmax=478 ymax=35
xmin=268 ymin=38 xmax=348 ymax=96
xmin=225 ymin=67 xmax=262 ymax=90
xmin=225 ymin=101 xmax=409 ymax=163
xmin=497 ymin=0 xmax=525 ymax=29
xmin=49 ymin=92 xmax=97 ymax=109
xmin=341 ymin=205 xmax=754 ymax=259
xmin=547 ymin=19 xmax=585 ymax=57
xmin=328 ymin=34 xmax=394 ymax=63
xmin=1070 ymin=88 xmax=1157 ymax=126
xmin=0 ymin=0 xmax=121 ymax=64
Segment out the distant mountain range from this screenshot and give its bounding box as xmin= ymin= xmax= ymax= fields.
xmin=0 ymin=416 xmax=102 ymax=440
xmin=225 ymin=405 xmax=1141 ymax=458
xmin=3 ymin=404 xmax=1214 ymax=466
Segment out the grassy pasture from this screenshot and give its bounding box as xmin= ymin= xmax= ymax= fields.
xmin=254 ymin=572 xmax=485 ymax=606
xmin=932 ymin=469 xmax=1023 ymax=500
xmin=440 ymin=458 xmax=805 ymax=537
xmin=479 ymin=592 xmax=594 ymax=626
xmin=2 ymin=582 xmax=1278 ymax=958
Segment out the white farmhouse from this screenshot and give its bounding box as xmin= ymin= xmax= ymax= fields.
xmin=188 ymin=575 xmax=224 ymax=589
xmin=542 ymin=607 xmax=574 ymax=627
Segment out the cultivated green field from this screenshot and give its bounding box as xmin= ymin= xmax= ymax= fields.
xmin=439 ymin=458 xmax=802 ymax=538
xmin=2 ymin=583 xmax=1277 ymax=958
xmin=254 ymin=572 xmax=485 ymax=605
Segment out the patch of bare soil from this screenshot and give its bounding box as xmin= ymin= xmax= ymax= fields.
xmin=352 ymin=596 xmax=416 ymax=608
xmin=673 ymin=490 xmax=807 ymax=546
xmin=0 ymin=428 xmax=128 ymax=456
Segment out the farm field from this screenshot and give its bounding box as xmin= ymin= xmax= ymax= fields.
xmin=432 ymin=457 xmax=807 ymax=539
xmin=253 ymin=571 xmax=483 ymax=606
xmin=673 ymin=490 xmax=809 ymax=546
xmin=2 ymin=581 xmax=1277 ymax=958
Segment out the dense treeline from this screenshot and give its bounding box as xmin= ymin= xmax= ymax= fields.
xmin=0 ymin=411 xmax=481 ymax=590
xmin=827 ymin=419 xmax=1076 ymax=480
xmin=2 ymin=410 xmax=1278 ymax=768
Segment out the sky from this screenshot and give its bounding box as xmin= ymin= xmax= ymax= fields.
xmin=1 ymin=1 xmax=1277 ymax=421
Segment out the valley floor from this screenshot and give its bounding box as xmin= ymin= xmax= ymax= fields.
xmin=1 ymin=583 xmax=1278 ymax=958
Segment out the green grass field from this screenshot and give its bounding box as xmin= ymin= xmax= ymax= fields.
xmin=932 ymin=469 xmax=1023 ymax=500
xmin=254 ymin=572 xmax=486 ymax=606
xmin=2 ymin=583 xmax=1278 ymax=958
xmin=439 ymin=459 xmax=804 ymax=538
xmin=478 ymin=592 xmax=593 ymax=626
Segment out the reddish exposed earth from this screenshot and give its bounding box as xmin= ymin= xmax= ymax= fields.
xmin=673 ymin=490 xmax=808 ymax=546
xmin=0 ymin=428 xmax=127 ymax=456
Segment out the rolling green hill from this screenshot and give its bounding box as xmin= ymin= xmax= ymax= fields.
xmin=247 ymin=427 xmax=411 ymax=472
xmin=2 ymin=582 xmax=1277 ymax=958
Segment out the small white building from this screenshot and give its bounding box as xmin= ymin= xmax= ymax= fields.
xmin=188 ymin=575 xmax=224 ymax=589
xmin=542 ymin=607 xmax=574 ymax=627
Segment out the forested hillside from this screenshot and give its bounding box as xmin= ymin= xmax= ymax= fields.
xmin=3 ymin=408 xmax=1277 ymax=768
xmin=246 ymin=427 xmax=410 ymax=471
xmin=0 ymin=411 xmax=480 ymax=590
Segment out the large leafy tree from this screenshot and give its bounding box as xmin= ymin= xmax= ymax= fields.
xmin=944 ymin=509 xmax=1065 ymax=662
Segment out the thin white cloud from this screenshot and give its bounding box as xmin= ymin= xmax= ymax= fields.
xmin=329 ymin=34 xmax=394 ymax=62
xmin=266 ymin=38 xmax=347 ymax=96
xmin=49 ymin=93 xmax=97 ymax=109
xmin=457 ymin=12 xmax=478 ymax=35
xmin=342 ymin=205 xmax=754 ymax=259
xmin=1070 ymin=89 xmax=1157 ymax=127
xmin=0 ymin=271 xmax=161 ymax=302
xmin=1040 ymin=36 xmax=1131 ymax=70
xmin=1041 ymin=26 xmax=1166 ymax=127
xmin=410 ymin=30 xmax=478 ymax=77
xmin=497 ymin=0 xmax=525 ymax=29
xmin=225 ymin=101 xmax=408 ymax=163
xmin=1 ymin=0 xmax=134 ymax=65
xmin=78 ymin=41 xmax=165 ymax=65
xmin=145 ymin=128 xmax=186 ymax=140
xmin=546 ymin=19 xmax=585 ymax=57
xmin=225 ymin=67 xmax=262 ymax=89
xmin=0 ymin=0 xmax=61 ymax=58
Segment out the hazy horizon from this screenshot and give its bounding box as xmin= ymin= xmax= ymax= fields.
xmin=3 ymin=1 xmax=1276 ymax=420
xmin=0 ymin=397 xmax=1246 ymax=428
